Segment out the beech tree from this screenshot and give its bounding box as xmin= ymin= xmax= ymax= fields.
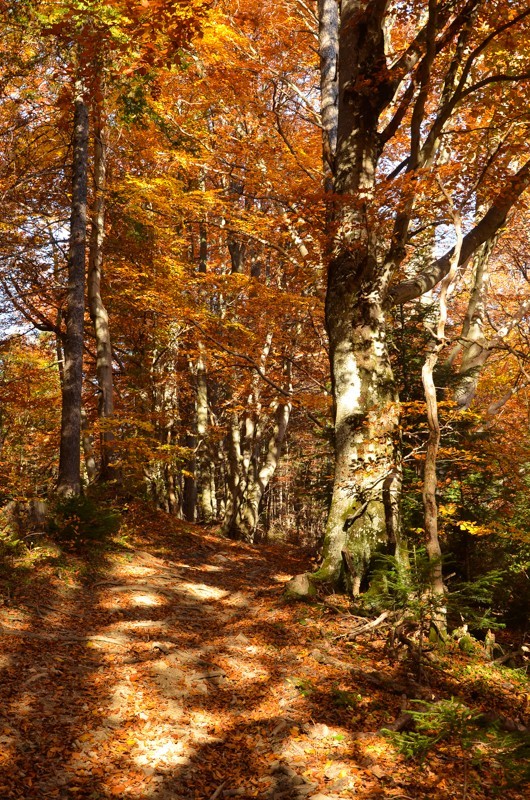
xmin=302 ymin=0 xmax=530 ymax=593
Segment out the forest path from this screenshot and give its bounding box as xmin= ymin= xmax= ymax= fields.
xmin=0 ymin=514 xmax=527 ymax=800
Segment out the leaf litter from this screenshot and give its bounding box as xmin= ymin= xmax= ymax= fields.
xmin=0 ymin=511 xmax=528 ymax=800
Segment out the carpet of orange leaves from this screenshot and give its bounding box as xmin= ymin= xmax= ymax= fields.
xmin=0 ymin=505 xmax=528 ymax=799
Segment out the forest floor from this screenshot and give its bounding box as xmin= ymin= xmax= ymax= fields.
xmin=0 ymin=504 xmax=528 ymax=800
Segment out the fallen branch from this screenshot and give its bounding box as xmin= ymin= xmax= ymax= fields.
xmin=334 ymin=610 xmax=394 ymax=640
xmin=345 ymin=611 xmax=391 ymax=640
xmin=209 ymin=780 xmax=227 ymax=800
xmin=382 ymin=711 xmax=414 ymax=733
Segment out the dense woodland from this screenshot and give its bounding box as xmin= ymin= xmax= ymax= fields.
xmin=1 ymin=2 xmax=530 ymax=799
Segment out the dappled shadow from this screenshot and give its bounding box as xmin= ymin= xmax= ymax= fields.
xmin=0 ymin=542 xmax=120 ymax=798
xmin=1 ymin=510 xmax=528 ymax=800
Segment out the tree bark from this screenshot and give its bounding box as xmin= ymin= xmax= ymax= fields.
xmin=223 ymin=401 xmax=291 ymax=542
xmin=421 ymin=186 xmax=462 ymax=620
xmin=182 ymin=427 xmax=197 ymax=522
xmin=318 ymin=0 xmax=338 ymax=183
xmin=317 ymin=282 xmax=402 ymax=592
xmin=314 ymin=1 xmax=403 ymax=592
xmin=57 ymin=84 xmax=89 ymax=497
xmin=81 ymin=406 xmax=97 ymax=483
xmin=88 ymin=99 xmax=115 ymax=478
xmin=196 ymin=346 xmax=216 ymax=522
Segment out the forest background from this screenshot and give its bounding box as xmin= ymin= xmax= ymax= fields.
xmin=1 ymin=0 xmax=530 ymax=630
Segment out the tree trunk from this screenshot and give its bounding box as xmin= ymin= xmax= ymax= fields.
xmin=223 ymin=401 xmax=291 ymax=542
xmin=182 ymin=428 xmax=197 ymax=522
xmin=81 ymin=406 xmax=97 ymax=483
xmin=316 ymin=282 xmax=402 ymax=592
xmin=196 ymin=347 xmax=216 ymax=522
xmin=318 ymin=0 xmax=338 ymax=183
xmin=283 ymin=0 xmax=530 ymax=601
xmin=312 ymin=1 xmax=403 ymax=592
xmin=57 ymin=84 xmax=89 ymax=497
xmin=422 ymin=347 xmax=446 ymax=605
xmin=422 ymin=196 xmax=462 ymax=622
xmin=88 ymin=101 xmax=115 ymax=478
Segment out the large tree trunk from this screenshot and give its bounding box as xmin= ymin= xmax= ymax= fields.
xmin=88 ymin=100 xmax=115 ymax=478
xmin=312 ymin=1 xmax=402 ymax=592
xmin=57 ymin=84 xmax=89 ymax=496
xmin=317 ymin=281 xmax=402 ymax=592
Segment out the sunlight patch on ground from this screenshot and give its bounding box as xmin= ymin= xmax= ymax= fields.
xmin=122 ymin=565 xmax=158 ymax=578
xmin=108 ymin=680 xmax=134 ymax=712
xmin=129 ymin=593 xmax=161 ymax=607
xmin=227 ymin=657 xmax=270 ymax=682
xmin=133 ymin=733 xmax=190 ymax=769
xmin=178 ymin=581 xmax=228 ymax=600
xmin=120 ymin=619 xmax=169 ymax=630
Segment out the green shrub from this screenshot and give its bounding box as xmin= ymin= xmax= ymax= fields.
xmin=383 ymin=698 xmax=530 ymax=790
xmin=49 ymin=496 xmax=120 ymax=549
xmin=383 ymin=698 xmax=480 ymax=762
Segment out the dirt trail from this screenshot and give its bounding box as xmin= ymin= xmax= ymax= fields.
xmin=1 ymin=523 xmax=528 ymax=800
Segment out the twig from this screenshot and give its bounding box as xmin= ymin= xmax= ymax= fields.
xmin=339 ymin=611 xmax=391 ymax=640
xmin=209 ymin=781 xmax=227 ymax=800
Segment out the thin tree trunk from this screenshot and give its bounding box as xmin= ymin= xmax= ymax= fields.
xmin=88 ymin=98 xmax=114 ymax=479
xmin=57 ymin=83 xmax=89 ymax=497
xmin=422 ymin=189 xmax=462 ymax=619
xmin=318 ymin=0 xmax=338 ymax=184
xmin=196 ymin=346 xmax=215 ymax=521
xmin=422 ymin=346 xmax=445 ymax=603
xmin=81 ymin=406 xmax=97 ymax=483
xmin=183 ymin=428 xmax=197 ymax=521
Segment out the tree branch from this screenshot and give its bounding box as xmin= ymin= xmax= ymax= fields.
xmin=390 ymin=159 xmax=530 ymax=305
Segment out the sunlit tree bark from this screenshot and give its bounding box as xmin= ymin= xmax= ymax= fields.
xmin=57 ymin=83 xmax=89 ymax=496
xmin=88 ymin=86 xmax=115 ymax=479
